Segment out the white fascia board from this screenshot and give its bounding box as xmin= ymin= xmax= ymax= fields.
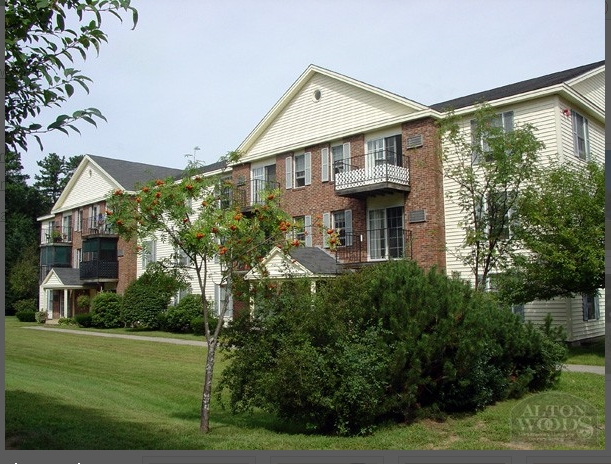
xmin=565 ymin=64 xmax=605 ymax=87
xmin=37 ymin=213 xmax=56 ymax=222
xmin=439 ymin=85 xmax=604 ymax=123
xmin=237 ymin=109 xmax=442 ymax=165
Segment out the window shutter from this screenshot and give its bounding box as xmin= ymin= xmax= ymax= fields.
xmin=304 ymin=215 xmax=312 ymax=247
xmin=343 ymin=142 xmax=351 ymax=164
xmin=470 ymin=119 xmax=480 ymax=165
xmin=305 ymin=152 xmax=312 ymax=185
xmin=285 ymin=156 xmax=293 ymax=189
xmin=214 ymin=285 xmax=221 ymax=317
xmin=503 ymin=111 xmax=514 ymax=132
xmin=582 ymin=294 xmax=588 ymax=321
xmin=344 ymin=209 xmax=353 ymax=246
xmin=322 ymin=212 xmax=331 ymax=248
xmin=321 ymin=148 xmax=329 ymax=182
xmin=584 ymin=118 xmax=590 ymax=160
xmin=595 ymin=295 xmax=600 ymax=320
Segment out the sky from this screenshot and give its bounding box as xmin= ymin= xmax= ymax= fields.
xmin=21 ymin=0 xmax=604 ymax=182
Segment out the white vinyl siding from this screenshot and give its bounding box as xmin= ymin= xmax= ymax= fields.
xmin=54 ymin=160 xmax=119 ymax=212
xmin=568 ymin=69 xmax=605 ymax=110
xmin=245 ymin=73 xmax=419 ymax=160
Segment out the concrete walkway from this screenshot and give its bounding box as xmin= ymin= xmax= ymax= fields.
xmin=23 ymin=326 xmax=207 ymax=347
xmin=23 ymin=326 xmax=606 ymax=374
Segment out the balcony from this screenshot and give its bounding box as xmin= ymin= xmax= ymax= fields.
xmin=80 ymin=260 xmax=119 ymax=280
xmin=81 ymin=216 xmax=117 ymax=237
xmin=334 ymin=151 xmax=410 ymax=197
xmin=231 ymin=179 xmax=280 ymax=213
xmin=334 ymin=228 xmax=412 ymax=266
xmin=41 ymin=225 xmax=73 ymax=244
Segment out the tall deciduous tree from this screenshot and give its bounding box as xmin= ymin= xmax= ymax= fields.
xmin=105 ymin=155 xmax=298 ymax=433
xmin=439 ymin=104 xmax=545 ymax=290
xmin=498 ymin=160 xmax=604 ymax=303
xmin=5 ymin=0 xmax=137 ymax=154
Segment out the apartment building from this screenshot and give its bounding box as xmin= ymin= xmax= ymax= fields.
xmin=40 ymin=61 xmax=603 ymax=341
xmin=37 ymin=155 xmax=184 ymax=319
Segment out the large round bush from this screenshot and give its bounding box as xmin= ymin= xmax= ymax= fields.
xmin=90 ymin=292 xmax=124 ymax=328
xmin=219 ymin=260 xmax=567 ymax=436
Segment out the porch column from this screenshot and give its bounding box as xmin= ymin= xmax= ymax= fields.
xmin=46 ymin=289 xmax=53 ymax=319
xmin=63 ymin=289 xmax=69 ymax=318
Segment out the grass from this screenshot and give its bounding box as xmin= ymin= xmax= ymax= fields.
xmin=566 ymin=338 xmax=605 ymax=366
xmin=5 ymin=316 xmax=605 ymax=450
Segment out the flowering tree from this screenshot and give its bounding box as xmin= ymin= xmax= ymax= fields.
xmin=105 ymin=155 xmax=298 ymax=433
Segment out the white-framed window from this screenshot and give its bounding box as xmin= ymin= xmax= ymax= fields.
xmin=292 ymin=215 xmax=312 ymax=247
xmin=175 ymin=247 xmax=190 ymax=266
xmin=141 ymin=240 xmax=156 ymax=269
xmin=368 ymin=206 xmax=404 ymax=260
xmin=62 ymin=214 xmax=72 ymax=241
xmin=471 ymin=111 xmax=514 ymax=164
xmin=285 ymin=153 xmax=311 ymax=188
xmin=74 ymin=248 xmax=82 ymax=268
xmin=215 ymin=284 xmax=233 ymax=319
xmin=476 ymin=190 xmax=517 ymax=241
xmin=252 ymin=164 xmax=276 ymax=204
xmin=75 ymin=209 xmax=83 ymax=232
xmin=321 ymin=143 xmax=351 ymax=182
xmin=571 ymin=110 xmax=590 ymax=160
xmin=322 ymin=210 xmax=353 ymax=247
xmin=582 ymin=294 xmax=600 ymax=321
xmin=366 ymin=135 xmax=402 ymax=169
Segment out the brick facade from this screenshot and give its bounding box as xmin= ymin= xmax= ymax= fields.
xmin=230 ymin=119 xmax=446 ymax=271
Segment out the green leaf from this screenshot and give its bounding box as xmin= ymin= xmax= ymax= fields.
xmin=56 ymin=13 xmax=65 ymax=31
xmin=82 ymin=116 xmax=97 ymax=127
xmin=65 ymin=83 xmax=74 ymax=97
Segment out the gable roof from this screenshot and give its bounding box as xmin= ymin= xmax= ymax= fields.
xmin=244 ymin=246 xmax=338 ymax=280
xmin=88 ymin=155 xmax=185 ymax=190
xmin=41 ymin=268 xmax=84 ymax=288
xmin=289 ymin=247 xmax=338 ymax=275
xmin=431 ymin=60 xmax=605 ymax=111
xmin=237 ymin=64 xmax=433 ymax=161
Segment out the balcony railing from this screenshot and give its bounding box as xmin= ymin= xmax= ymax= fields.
xmin=80 ymin=216 xmax=116 ymax=237
xmin=80 ymin=260 xmax=119 ymax=280
xmin=334 ymin=228 xmax=412 ymax=265
xmin=231 ymin=179 xmax=280 ymax=212
xmin=41 ymin=225 xmax=73 ymax=244
xmin=334 ymin=151 xmax=410 ymax=196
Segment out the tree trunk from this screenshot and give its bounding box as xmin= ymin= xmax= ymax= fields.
xmin=200 ymin=339 xmax=217 ymax=433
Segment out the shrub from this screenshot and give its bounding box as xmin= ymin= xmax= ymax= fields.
xmin=122 ymin=264 xmax=185 ymax=329
xmin=35 ymin=311 xmax=47 ymax=323
xmin=76 ymin=295 xmax=91 ymax=311
xmin=15 ymin=310 xmax=36 ymax=322
xmin=163 ymin=294 xmax=201 ymax=332
xmin=74 ymin=313 xmax=94 ymax=328
xmin=219 ymin=260 xmax=567 ymax=436
xmin=13 ymin=299 xmax=37 ymax=313
xmin=163 ymin=294 xmax=219 ymax=333
xmin=91 ymin=292 xmax=124 ymax=328
xmin=58 ymin=317 xmax=76 ymax=326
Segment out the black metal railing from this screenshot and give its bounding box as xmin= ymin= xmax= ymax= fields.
xmin=231 ymin=179 xmax=280 ymax=211
xmin=80 ymin=216 xmax=116 ymax=237
xmin=334 ymin=228 xmax=412 ymax=265
xmin=79 ymin=260 xmax=119 ymax=280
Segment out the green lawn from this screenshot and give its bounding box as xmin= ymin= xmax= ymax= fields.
xmin=566 ymin=338 xmax=605 ymax=366
xmin=5 ymin=317 xmax=605 ymax=450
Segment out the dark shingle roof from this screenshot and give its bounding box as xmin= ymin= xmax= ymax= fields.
xmin=52 ymin=268 xmax=83 ymax=286
xmin=431 ymin=60 xmax=605 ymax=112
xmin=88 ymin=155 xmax=185 ymax=190
xmin=289 ymin=247 xmax=338 ymax=275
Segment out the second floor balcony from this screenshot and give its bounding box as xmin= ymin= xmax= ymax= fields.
xmin=80 ymin=216 xmax=117 ymax=237
xmin=334 ymin=228 xmax=413 ymax=266
xmin=229 ymin=179 xmax=281 ymax=212
xmin=80 ymin=259 xmax=119 ymax=280
xmin=334 ymin=151 xmax=410 ymax=197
